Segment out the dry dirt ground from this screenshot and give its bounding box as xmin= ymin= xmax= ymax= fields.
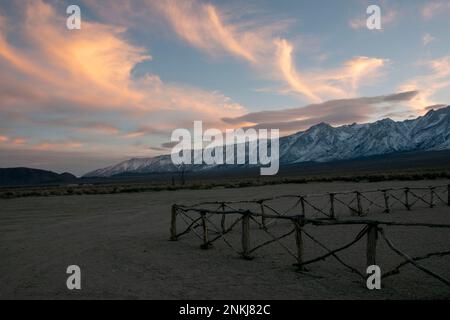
xmin=0 ymin=179 xmax=449 ymax=300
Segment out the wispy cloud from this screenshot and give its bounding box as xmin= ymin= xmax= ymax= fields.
xmin=398 ymin=56 xmax=450 ymax=112
xmin=0 ymin=0 xmax=246 ymax=154
xmin=82 ymin=0 xmax=389 ymax=104
xmin=422 ymin=33 xmax=436 ymax=46
xmin=153 ymin=0 xmax=287 ymax=64
xmin=34 ymin=141 xmax=84 ymax=151
xmin=75 ymin=124 xmax=121 ymax=135
xmin=11 ymin=137 xmax=28 ymax=146
xmin=1 ymin=0 xmax=447 ymax=174
xmin=422 ymin=1 xmax=450 ymax=19
xmin=349 ymin=8 xmax=398 ymax=30
xmin=147 ymin=0 xmax=389 ymax=103
xmin=274 ymin=39 xmax=322 ymax=102
xmin=157 ymin=0 xmax=255 ymax=62
xmin=0 ymin=133 xmax=30 ymax=146
xmin=274 ymin=39 xmax=387 ymax=102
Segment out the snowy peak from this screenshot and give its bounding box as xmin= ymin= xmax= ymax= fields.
xmin=282 ymin=106 xmax=450 ymax=163
xmin=85 ymin=156 xmax=175 ymax=178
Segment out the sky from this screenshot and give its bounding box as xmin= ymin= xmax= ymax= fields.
xmin=0 ymin=0 xmax=449 ymax=175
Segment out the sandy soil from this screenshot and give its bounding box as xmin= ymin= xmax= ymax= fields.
xmin=0 ymin=179 xmax=449 ymax=300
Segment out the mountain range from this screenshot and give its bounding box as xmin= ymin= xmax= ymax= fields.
xmin=84 ymin=106 xmax=450 ymax=178
xmin=0 ymin=168 xmax=77 ymax=187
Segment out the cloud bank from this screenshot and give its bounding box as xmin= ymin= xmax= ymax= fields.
xmin=223 ymin=91 xmax=419 ymax=133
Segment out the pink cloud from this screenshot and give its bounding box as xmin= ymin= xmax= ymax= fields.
xmin=274 ymin=39 xmax=322 ymax=102
xmin=154 ymin=0 xmax=286 ymax=64
xmin=0 ymin=1 xmax=247 ymax=116
xmin=0 ymin=0 xmax=246 ymax=157
xmin=80 ymin=0 xmax=389 ymax=105
xmin=398 ymin=56 xmax=450 ymax=112
xmin=11 ymin=138 xmax=27 ymax=145
xmin=274 ymin=39 xmax=388 ymax=102
xmin=223 ymin=91 xmax=419 ymax=134
xmin=155 ymin=0 xmax=389 ymax=103
xmin=422 ymin=1 xmax=450 ymax=19
xmin=75 ymin=124 xmax=120 ymax=135
xmin=34 ymin=141 xmax=84 ymax=151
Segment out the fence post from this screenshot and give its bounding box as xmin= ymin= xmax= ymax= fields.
xmin=404 ymin=188 xmax=411 ymax=211
xmin=170 ymin=205 xmax=178 ymax=241
xmin=221 ymin=204 xmax=226 ymax=233
xmin=366 ymin=224 xmax=378 ymax=267
xmin=447 ymin=184 xmax=450 ymax=206
xmin=329 ymin=193 xmax=335 ymax=219
xmin=356 ymin=192 xmax=363 ymax=216
xmin=241 ymin=211 xmax=252 ymax=260
xmin=383 ymin=190 xmax=390 ymax=214
xmin=200 ymin=211 xmax=211 ymax=250
xmin=300 ymin=196 xmax=306 ymax=217
xmin=429 ymin=187 xmax=435 ymax=208
xmin=294 ymin=217 xmax=305 ymax=271
xmin=260 ymin=203 xmax=267 ymax=230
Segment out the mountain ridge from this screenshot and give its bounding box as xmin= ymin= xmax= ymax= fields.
xmin=84 ymin=106 xmax=450 ymax=178
xmin=0 ymin=167 xmax=77 ymax=187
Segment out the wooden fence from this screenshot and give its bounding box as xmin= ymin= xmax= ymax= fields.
xmin=170 ymin=185 xmax=450 ymax=286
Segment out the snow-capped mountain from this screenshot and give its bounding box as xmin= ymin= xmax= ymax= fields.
xmin=84 ymin=106 xmax=450 ymax=177
xmin=279 ymin=106 xmax=450 ymax=163
xmin=84 ymin=155 xmax=178 ymax=178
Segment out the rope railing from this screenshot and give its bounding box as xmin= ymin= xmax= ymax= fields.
xmin=170 ymin=184 xmax=450 ymax=286
xmin=176 ymin=184 xmax=450 ymax=219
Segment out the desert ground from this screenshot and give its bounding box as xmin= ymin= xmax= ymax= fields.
xmin=0 ymin=179 xmax=449 ymax=300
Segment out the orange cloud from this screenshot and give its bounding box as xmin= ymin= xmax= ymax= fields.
xmin=154 ymin=0 xmax=389 ymax=104
xmin=75 ymin=124 xmax=120 ymax=135
xmin=0 ymin=0 xmax=246 ymax=157
xmin=154 ymin=0 xmax=286 ymax=64
xmin=340 ymin=56 xmax=387 ymax=91
xmin=422 ymin=1 xmax=450 ymax=19
xmin=81 ymin=0 xmax=388 ymax=105
xmin=123 ymin=131 xmax=146 ymax=139
xmin=399 ymin=56 xmax=450 ymax=112
xmin=275 ymin=39 xmax=322 ymax=102
xmin=11 ymin=138 xmax=27 ymax=145
xmin=274 ymin=39 xmax=387 ymax=102
xmin=205 ymin=4 xmax=256 ymax=63
xmin=0 ymin=1 xmax=246 ymax=114
xmin=0 ymin=132 xmax=90 ymax=153
xmin=0 ymin=0 xmax=151 ymax=111
xmin=34 ymin=141 xmax=83 ymax=151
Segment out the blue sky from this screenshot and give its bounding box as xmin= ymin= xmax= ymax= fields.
xmin=0 ymin=0 xmax=449 ymax=175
